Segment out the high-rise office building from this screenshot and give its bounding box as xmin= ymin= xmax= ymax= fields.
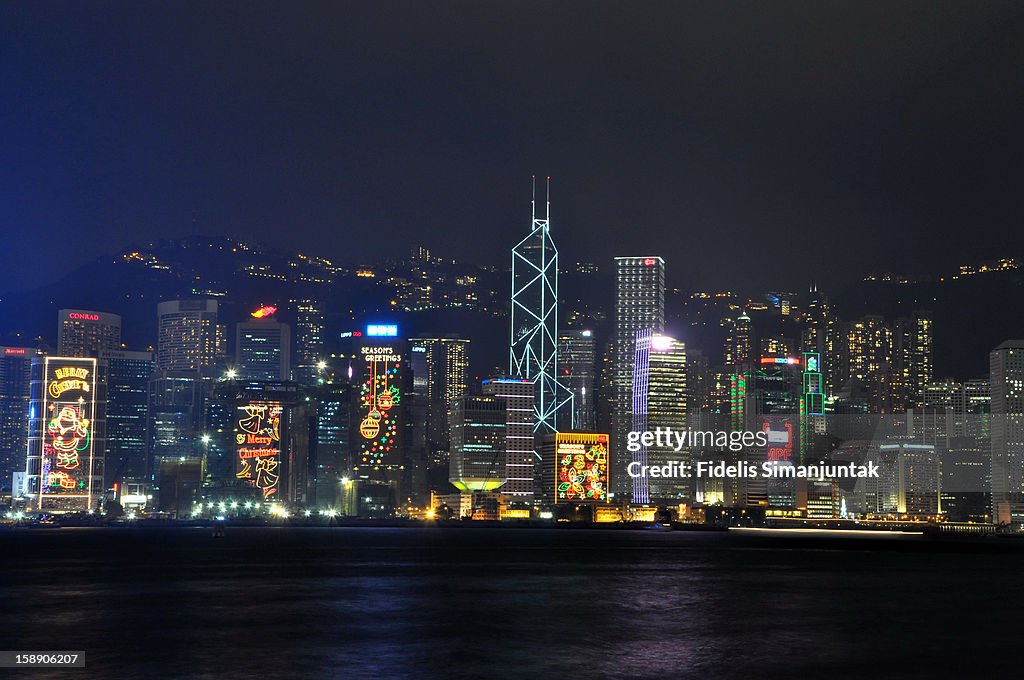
xmin=149 ymin=374 xmax=207 ymax=462
xmin=409 ymin=336 xmax=470 ymax=450
xmin=156 ymin=299 xmax=225 ymax=374
xmin=0 ymin=346 xmax=37 ymax=494
xmin=57 ymin=309 xmax=121 ymax=357
xmin=724 ymin=311 xmax=753 ymax=367
xmin=800 ymin=287 xmax=839 ymax=396
xmin=312 ymin=384 xmax=351 ymax=507
xmin=482 ymin=379 xmax=535 ymax=502
xmin=290 ymin=298 xmax=325 ymax=384
xmin=752 ymin=355 xmax=804 ymax=509
xmin=509 ymin=180 xmax=573 ymax=434
xmin=557 ymin=329 xmax=597 ymax=431
xmin=845 ymin=315 xmax=893 ymax=413
xmin=646 ymin=335 xmax=688 ymax=501
xmin=612 ymin=256 xmax=665 ymax=497
xmin=236 ymin=315 xmax=291 ymax=382
xmin=448 ymin=395 xmax=507 ymax=493
xmin=990 ymin=340 xmax=1024 ymax=526
xmin=152 ymin=300 xmax=224 ymax=476
xmin=894 ymin=311 xmax=933 ymax=408
xmin=99 ymin=350 xmax=153 ymax=486
xmin=922 ymin=378 xmax=991 ymax=438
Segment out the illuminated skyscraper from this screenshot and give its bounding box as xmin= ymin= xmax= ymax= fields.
xmin=156 ymin=300 xmax=226 ymax=375
xmin=557 ymin=329 xmax=597 ymax=431
xmin=57 ymin=309 xmax=122 ymax=357
xmin=800 ymin=287 xmax=839 ymax=396
xmin=751 ymin=355 xmax=803 ymax=509
xmin=0 ymin=346 xmax=37 ymax=494
xmin=991 ymin=340 xmax=1024 ymax=526
xmin=99 ymin=349 xmax=153 ymax=486
xmin=312 ymin=384 xmax=351 ymax=508
xmin=482 ymin=379 xmax=535 ymax=501
xmin=894 ymin=311 xmax=933 ymax=408
xmin=448 ymin=395 xmax=507 ymax=493
xmin=290 ymin=297 xmax=325 ymax=384
xmin=646 ymin=335 xmax=688 ymax=501
xmin=612 ymin=256 xmax=665 ymax=497
xmin=409 ymin=336 xmax=470 ymax=449
xmin=724 ymin=310 xmax=752 ymax=367
xmin=845 ymin=315 xmax=893 ymax=412
xmin=509 ymin=178 xmax=573 ymax=435
xmin=152 ymin=301 xmax=224 ymax=473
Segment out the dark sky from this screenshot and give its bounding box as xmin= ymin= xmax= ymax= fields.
xmin=2 ymin=1 xmax=1023 ymax=294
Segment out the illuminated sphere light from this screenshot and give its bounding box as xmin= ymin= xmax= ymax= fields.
xmin=360 ymin=417 xmax=380 ymax=439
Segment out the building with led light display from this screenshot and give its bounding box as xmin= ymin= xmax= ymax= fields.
xmin=350 ymin=328 xmax=410 ymax=506
xmin=752 ymin=356 xmax=802 ymax=508
xmin=25 ymin=357 xmax=102 ymax=512
xmin=553 ymin=432 xmax=609 ymax=504
xmin=203 ymin=380 xmax=313 ymax=506
xmin=235 ymin=401 xmax=284 ymax=501
xmin=509 ymin=180 xmax=574 ymax=435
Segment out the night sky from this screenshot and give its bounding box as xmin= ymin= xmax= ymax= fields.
xmin=3 ymin=1 xmax=1023 ymax=294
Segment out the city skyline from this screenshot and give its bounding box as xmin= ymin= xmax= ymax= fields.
xmin=5 ymin=5 xmax=1024 ymax=678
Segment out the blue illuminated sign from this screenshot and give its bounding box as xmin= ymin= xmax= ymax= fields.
xmin=366 ymin=324 xmax=398 ymax=337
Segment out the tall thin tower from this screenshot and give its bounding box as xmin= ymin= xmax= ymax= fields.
xmin=510 ymin=176 xmax=574 ymax=434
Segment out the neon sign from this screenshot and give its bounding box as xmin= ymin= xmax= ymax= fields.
xmin=643 ymin=258 xmax=656 ymax=266
xmin=48 ymin=366 xmax=92 ymax=399
xmin=760 ymin=357 xmax=800 ymax=365
xmin=38 ymin=358 xmax=96 ymax=511
xmin=235 ymin=402 xmax=282 ymax=499
xmin=3 ymin=347 xmax=27 ymax=355
xmin=555 ymin=433 xmax=610 ymax=503
xmin=250 ymin=305 xmax=278 ymax=319
xmin=68 ymin=312 xmax=100 ymax=321
xmin=358 ymin=346 xmax=402 ymax=466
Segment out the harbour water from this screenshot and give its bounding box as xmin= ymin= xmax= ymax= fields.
xmin=1 ymin=527 xmax=1020 ymax=679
